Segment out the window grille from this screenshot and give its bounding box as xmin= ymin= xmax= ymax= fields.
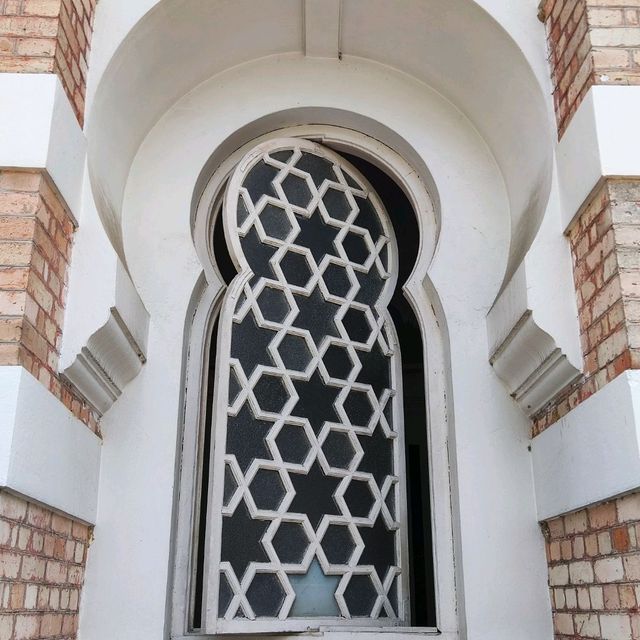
xmin=203 ymin=138 xmax=410 ymax=632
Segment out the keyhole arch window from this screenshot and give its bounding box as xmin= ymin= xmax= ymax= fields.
xmin=173 ymin=132 xmax=453 ymax=638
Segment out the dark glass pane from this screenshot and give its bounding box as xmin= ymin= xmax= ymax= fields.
xmin=271 ymin=150 xmax=294 ymax=163
xmin=261 ymin=203 xmax=292 ymax=241
xmin=354 ymin=196 xmax=383 ymax=243
xmin=223 ymin=463 xmax=237 ymax=507
xmin=249 ymin=468 xmax=286 ymax=511
xmin=323 ymin=187 xmax=352 ymax=221
xmin=295 ymin=152 xmax=337 ymax=185
xmin=354 ymin=268 xmax=384 ymax=307
xmin=356 ymin=340 xmax=391 ymax=397
xmin=231 ymin=309 xmax=277 ymax=377
xmin=358 ymin=515 xmax=396 ymax=580
xmin=291 ymin=371 xmax=340 ymax=434
xmin=343 ymin=232 xmax=370 ymax=265
xmin=385 ymin=485 xmax=396 ymax=520
xmin=218 ymin=572 xmax=233 ymax=616
xmin=343 ymin=170 xmax=362 ymax=190
xmin=278 ymin=333 xmax=312 ymax=373
xmin=342 ymin=307 xmax=372 ymax=344
xmin=357 ymin=422 xmax=393 ymax=486
xmin=247 ymin=573 xmax=285 ymax=618
xmin=322 ymin=344 xmax=355 ymax=380
xmin=322 ymin=263 xmax=352 ymax=298
xmin=253 ymin=374 xmax=290 ymax=414
xmin=289 ymin=462 xmax=341 ymax=529
xmin=244 ymin=160 xmax=279 ymax=203
xmin=221 ymin=500 xmax=269 ymax=579
xmin=293 ymin=208 xmax=340 ymax=263
xmin=344 ymin=574 xmax=377 ymax=617
xmin=239 ymin=226 xmax=279 ymax=280
xmin=228 ymin=367 xmax=241 ymax=405
xmin=291 ymin=287 xmax=341 ymax=345
xmin=282 ymin=173 xmax=313 ymax=208
xmin=343 ymin=389 xmax=374 ymax=428
xmin=276 ymin=424 xmax=311 ymax=465
xmin=321 ymin=524 xmax=356 ymax=565
xmin=237 ymin=197 xmax=250 ymax=227
xmin=279 ymin=251 xmax=312 ymax=288
xmin=273 ymin=521 xmax=310 ymax=564
xmin=322 ymin=430 xmax=355 ymax=470
xmin=257 ymin=286 xmax=290 ymax=324
xmin=226 ymin=404 xmax=274 ymax=473
xmin=344 ymin=478 xmax=375 ymax=519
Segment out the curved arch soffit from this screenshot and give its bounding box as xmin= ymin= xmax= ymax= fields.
xmin=88 ymin=0 xmax=553 ymax=291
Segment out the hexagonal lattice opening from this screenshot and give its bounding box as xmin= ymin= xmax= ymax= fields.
xmin=322 ymin=430 xmax=356 ymax=470
xmin=257 ymin=286 xmax=291 ymax=324
xmin=322 ymin=187 xmax=352 ymax=222
xmin=344 ymin=478 xmax=375 ymax=518
xmin=321 ymin=524 xmax=356 ymax=565
xmin=342 ymin=307 xmax=373 ymax=344
xmin=281 ymin=173 xmax=313 ymax=209
xmin=249 ymin=468 xmax=286 ymax=511
xmin=277 ymin=333 xmax=313 ymax=373
xmin=275 ymin=424 xmax=312 ymax=465
xmin=342 ymin=231 xmax=370 ymax=265
xmin=323 ymin=343 xmax=356 ymax=380
xmin=260 ymin=202 xmax=293 ymax=241
xmin=272 ymin=521 xmax=310 ymax=565
xmin=246 ymin=572 xmax=286 ymax=618
xmin=322 ymin=262 xmax=352 ymax=298
xmin=343 ymin=389 xmax=374 ymax=428
xmin=279 ymin=251 xmax=313 ymax=288
xmin=253 ymin=374 xmax=290 ymax=415
xmin=343 ymin=574 xmax=377 ymax=617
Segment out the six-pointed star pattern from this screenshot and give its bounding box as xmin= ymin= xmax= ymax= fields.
xmin=216 ymin=141 xmax=405 ymax=623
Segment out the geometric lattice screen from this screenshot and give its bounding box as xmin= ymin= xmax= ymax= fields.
xmin=207 ymin=138 xmax=408 ymax=632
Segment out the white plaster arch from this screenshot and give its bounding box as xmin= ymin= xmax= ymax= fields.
xmin=86 ymin=0 xmax=554 ymax=288
xmin=80 ymin=54 xmax=552 ymax=640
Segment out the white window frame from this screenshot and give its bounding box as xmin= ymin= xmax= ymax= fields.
xmin=171 ymin=126 xmax=458 ymax=640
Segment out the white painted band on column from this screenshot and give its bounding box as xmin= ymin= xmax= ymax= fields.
xmin=0 ymin=73 xmax=86 ymax=218
xmin=557 ymin=85 xmax=640 ymax=230
xmin=532 ymin=370 xmax=640 ymax=521
xmin=0 ymin=366 xmax=101 ymax=524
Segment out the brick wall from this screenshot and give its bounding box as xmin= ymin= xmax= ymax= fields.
xmin=0 ymin=0 xmax=97 ymax=125
xmin=0 ymin=169 xmax=99 ymax=433
xmin=545 ymin=492 xmax=640 ymax=639
xmin=0 ymin=491 xmax=90 ymax=640
xmin=540 ymin=0 xmax=640 ymax=137
xmin=533 ymin=179 xmax=640 ymax=436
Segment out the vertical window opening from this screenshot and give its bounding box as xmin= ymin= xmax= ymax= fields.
xmin=192 ymin=208 xmax=236 ymax=630
xmin=343 ymin=153 xmax=436 ymax=627
xmin=189 ymin=140 xmax=437 ymax=632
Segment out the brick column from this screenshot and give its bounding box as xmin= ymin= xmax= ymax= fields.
xmin=540 ymin=0 xmax=640 ymax=137
xmin=0 ymin=0 xmax=97 ymax=125
xmin=0 ymin=4 xmax=97 ymax=638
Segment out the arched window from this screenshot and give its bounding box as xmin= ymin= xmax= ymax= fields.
xmin=177 ymin=138 xmax=436 ymax=635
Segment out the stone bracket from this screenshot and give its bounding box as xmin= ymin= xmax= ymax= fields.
xmin=490 ymin=310 xmax=582 ymax=416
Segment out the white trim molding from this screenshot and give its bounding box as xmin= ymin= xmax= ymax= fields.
xmin=0 ymin=73 xmax=86 ymax=219
xmin=532 ymin=370 xmax=640 ymax=521
xmin=0 ymin=366 xmax=101 ymax=524
xmin=557 ymin=85 xmax=640 ymax=230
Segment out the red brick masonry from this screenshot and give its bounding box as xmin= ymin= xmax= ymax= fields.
xmin=0 ymin=491 xmax=90 ymax=640
xmin=546 ymin=493 xmax=640 ymax=639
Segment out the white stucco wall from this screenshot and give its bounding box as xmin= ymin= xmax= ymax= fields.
xmin=78 ymin=54 xmax=552 ymax=639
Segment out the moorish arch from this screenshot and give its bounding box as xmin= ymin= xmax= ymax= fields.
xmin=78 ymin=2 xmax=557 ymax=639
